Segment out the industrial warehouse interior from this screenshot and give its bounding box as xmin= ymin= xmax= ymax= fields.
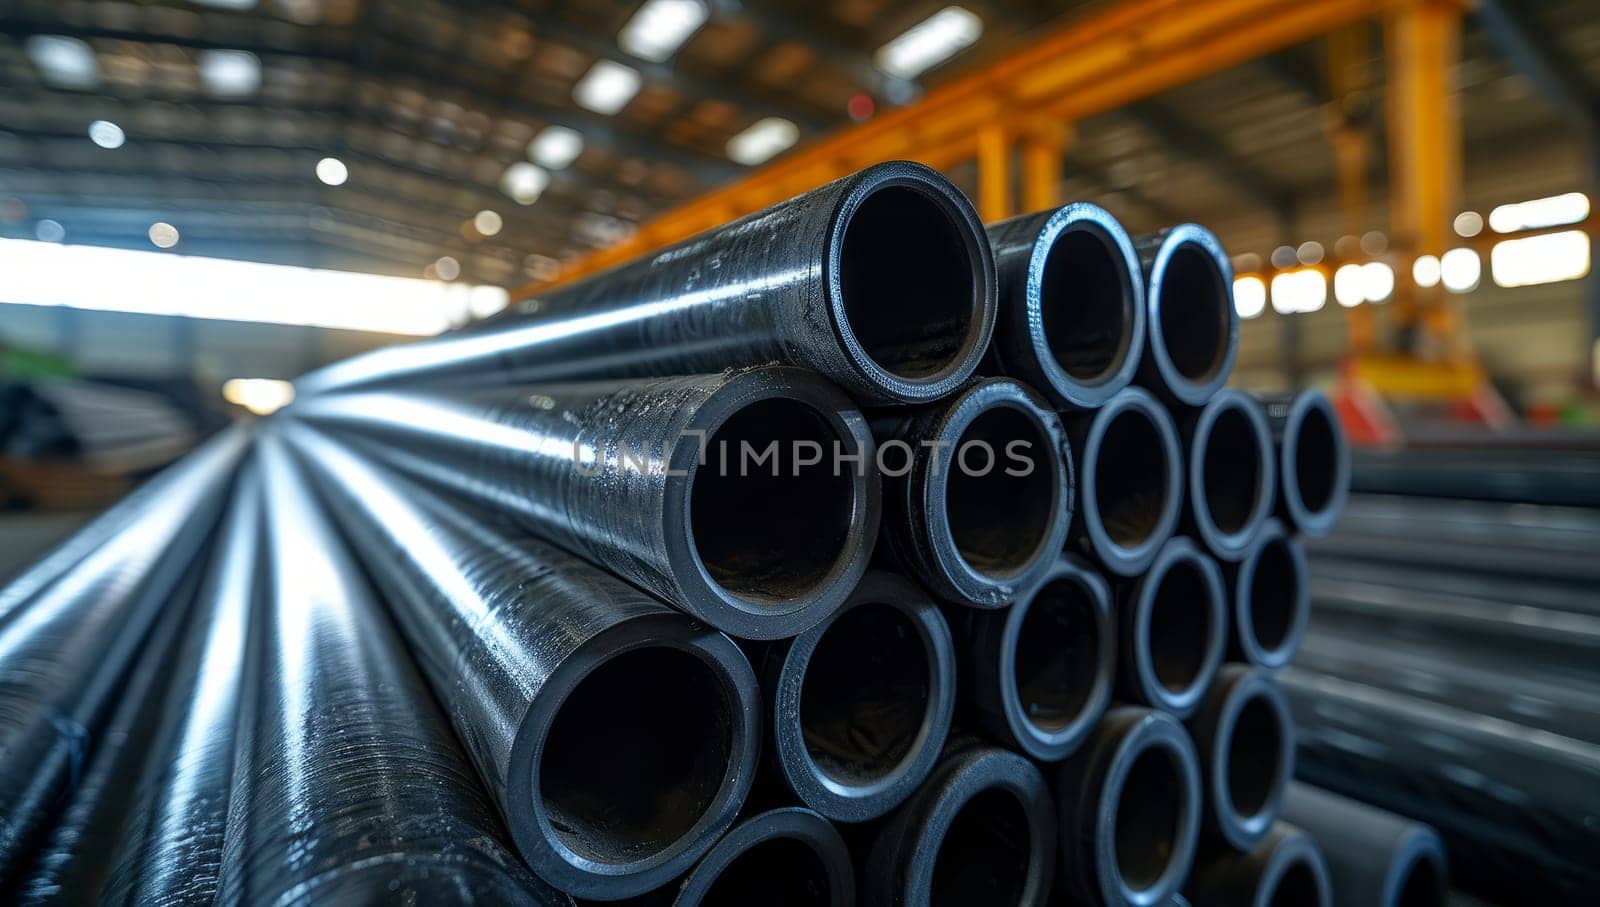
xmin=1 ymin=0 xmax=1596 ymax=905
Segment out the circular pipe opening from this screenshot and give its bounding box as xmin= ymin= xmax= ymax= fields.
xmin=800 ymin=602 xmax=931 ymax=785
xmin=1156 ymin=242 xmax=1230 ymax=382
xmin=1293 ymin=404 xmax=1338 ymax=516
xmin=699 ymin=837 xmax=831 ymax=907
xmin=1114 ymin=747 xmax=1184 ymax=891
xmin=539 ymin=647 xmax=733 ymax=865
xmin=1397 ymin=855 xmax=1445 ymax=907
xmin=1042 ymin=226 xmax=1133 ymax=383
xmin=1270 ymin=860 xmax=1321 ymax=907
xmin=930 ymin=788 xmax=1031 ymax=907
xmin=839 ymin=185 xmax=977 ymax=379
xmin=1201 ymin=407 xmax=1264 ymax=534
xmin=944 ymin=405 xmax=1056 ymax=576
xmin=691 ymin=398 xmax=854 ymax=602
xmin=1013 ymin=578 xmax=1100 ymax=733
xmin=1226 ymin=695 xmax=1285 ymax=820
xmin=1148 ymin=560 xmax=1212 ymax=694
xmin=1093 ymin=407 xmax=1172 ymax=549
xmin=1248 ymin=537 xmax=1297 ymax=654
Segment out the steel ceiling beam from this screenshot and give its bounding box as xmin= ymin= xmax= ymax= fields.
xmin=1124 ymin=99 xmax=1296 ymax=223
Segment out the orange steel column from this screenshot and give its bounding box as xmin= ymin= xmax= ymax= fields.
xmin=978 ymin=125 xmax=1014 ymax=223
xmin=1021 ymin=122 xmax=1073 ymax=214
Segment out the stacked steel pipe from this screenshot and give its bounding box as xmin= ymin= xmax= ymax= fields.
xmin=0 ymin=162 xmax=1387 ymax=906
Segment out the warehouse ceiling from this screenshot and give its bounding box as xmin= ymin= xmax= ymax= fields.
xmin=1 ymin=0 xmax=1598 ymax=289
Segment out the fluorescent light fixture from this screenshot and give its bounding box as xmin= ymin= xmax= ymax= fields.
xmin=1440 ymin=247 xmax=1480 ymax=293
xmin=726 ymin=117 xmax=799 ymax=166
xmin=222 ymin=378 xmax=294 ymax=415
xmin=199 ymin=49 xmax=262 ymax=97
xmin=1411 ymin=254 xmax=1441 ymax=288
xmin=88 ymin=120 xmax=125 ymax=149
xmin=473 ymin=209 xmax=503 ymax=236
xmin=316 ymin=157 xmax=348 ymax=186
xmin=1491 ymin=230 xmax=1591 ymax=288
xmin=875 ymin=7 xmax=982 ymax=80
xmin=1270 ymin=268 xmax=1326 ymax=315
xmin=619 ymin=0 xmax=709 ymax=62
xmin=573 ymin=60 xmax=641 ymax=115
xmin=1360 ymin=261 xmax=1395 ymax=302
xmin=1453 ymin=211 xmax=1483 ymax=238
xmin=501 ymin=162 xmax=550 ymax=205
xmin=26 ymin=35 xmax=99 ymax=89
xmin=529 ymin=126 xmax=585 ymax=169
xmin=1233 ymin=276 xmax=1267 ymax=319
xmin=434 ymin=255 xmax=461 ymax=281
xmin=1488 ymin=192 xmax=1589 ymax=233
xmin=1333 ymin=264 xmax=1365 ymax=307
xmin=0 ymin=238 xmax=507 ymax=336
xmin=148 ymin=222 xmax=180 ymax=249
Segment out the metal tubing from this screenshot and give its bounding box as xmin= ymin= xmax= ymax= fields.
xmin=1280 ymin=783 xmax=1447 ymax=907
xmin=1065 ymin=387 xmax=1183 ymax=577
xmin=98 ymin=469 xmax=262 ymax=907
xmin=1187 ymin=665 xmax=1294 ymax=852
xmin=1117 ymin=538 xmax=1227 ymax=720
xmin=1055 ymin=706 xmax=1202 ymax=907
xmin=863 ymin=742 xmax=1055 ymax=906
xmin=950 ymin=555 xmax=1114 ymax=762
xmin=220 ymin=435 xmax=568 ymax=906
xmin=1133 ymin=225 xmax=1238 ymax=406
xmin=984 ymin=203 xmax=1146 ymax=410
xmin=294 ymin=161 xmax=997 ymax=405
xmin=294 ymin=366 xmax=879 ymax=640
xmin=1225 ymin=520 xmax=1309 ymax=671
xmin=1182 ymin=821 xmax=1332 ymax=907
xmin=1349 ymin=446 xmax=1600 ymax=507
xmin=281 ymin=424 xmax=760 ymax=899
xmin=1179 ymin=390 xmax=1275 ymax=562
xmin=670 ymin=808 xmax=854 ymax=907
xmin=869 ymin=377 xmax=1072 ymax=608
xmin=1260 ymin=390 xmax=1349 ymax=538
xmin=754 ymin=571 xmax=955 ymax=823
xmin=0 ymin=427 xmax=247 ymax=878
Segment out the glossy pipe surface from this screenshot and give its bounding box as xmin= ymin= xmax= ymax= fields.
xmin=1133 ymin=225 xmax=1238 ymax=407
xmin=220 ymin=434 xmax=567 ymax=906
xmin=1116 ymin=538 xmax=1227 ymax=720
xmin=951 ymin=555 xmax=1114 ymax=762
xmin=294 ymin=367 xmax=878 ymax=640
xmin=1182 ymin=821 xmax=1331 ymax=907
xmin=754 ymin=571 xmax=954 ymax=823
xmin=1179 ymin=390 xmax=1274 ymax=562
xmin=1224 ymin=521 xmax=1308 ymax=671
xmin=0 ymin=426 xmax=247 ymax=877
xmin=671 ymin=807 xmax=853 ymax=907
xmin=1260 ymin=391 xmax=1349 ymax=538
xmin=1186 ymin=665 xmax=1293 ymax=852
xmin=282 ymin=424 xmax=760 ymax=898
xmin=1280 ymin=783 xmax=1446 ymax=907
xmin=985 ymin=204 xmax=1146 ymax=409
xmin=295 ymin=162 xmax=996 ymax=405
xmin=1064 ymin=387 xmax=1183 ymax=577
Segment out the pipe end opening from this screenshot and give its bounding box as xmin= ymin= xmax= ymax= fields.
xmin=944 ymin=405 xmax=1058 ymax=578
xmin=1114 ymin=747 xmax=1184 ymax=892
xmin=930 ymin=788 xmax=1032 ymax=907
xmin=1270 ymin=859 xmax=1323 ymax=907
xmin=1156 ymin=241 xmax=1231 ymax=384
xmin=1013 ymin=578 xmax=1101 ymax=734
xmin=1247 ymin=537 xmax=1299 ymax=658
xmin=1293 ymin=403 xmax=1339 ymax=517
xmin=1225 ymin=694 xmax=1286 ymax=821
xmin=1147 ymin=559 xmax=1215 ymax=696
xmin=1094 ymin=406 xmax=1173 ymax=551
xmin=699 ymin=836 xmax=832 ymax=907
xmin=1201 ymin=406 xmax=1266 ymax=535
xmin=1041 ymin=225 xmax=1136 ymax=384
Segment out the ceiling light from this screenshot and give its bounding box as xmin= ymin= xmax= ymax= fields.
xmin=573 ymin=60 xmax=641 ymax=115
xmin=199 ymin=49 xmax=262 ymax=97
xmin=88 ymin=120 xmax=125 ymax=149
xmin=619 ymin=0 xmax=709 ymax=63
xmin=1233 ymin=276 xmax=1266 ymax=319
xmin=1296 ymin=240 xmax=1325 ymax=265
xmin=529 ymin=126 xmax=585 ymax=169
xmin=1491 ymin=231 xmax=1591 ymax=288
xmin=316 ymin=157 xmax=348 ymax=186
xmin=473 ymin=210 xmax=504 ymax=237
xmin=26 ymin=35 xmax=99 ymax=89
xmin=501 ymin=162 xmax=550 ymax=205
xmin=1453 ymin=211 xmax=1483 ymax=238
xmin=1488 ymin=192 xmax=1589 ymax=234
xmin=1360 ymin=262 xmax=1395 ymax=302
xmin=1411 ymin=254 xmax=1441 ymax=288
xmin=1269 ymin=245 xmax=1298 ymax=269
xmin=875 ymin=7 xmax=983 ymax=80
xmin=1270 ymin=269 xmax=1326 ymax=315
xmin=148 ymin=222 xmax=180 ymax=249
xmin=1333 ymin=264 xmax=1365 ymax=307
xmin=726 ymin=117 xmax=799 ymax=166
xmin=434 ymin=256 xmax=461 ymax=281
xmin=1359 ymin=230 xmax=1387 ymax=256
xmin=222 ymin=378 xmax=293 ymax=416
xmin=1440 ymin=248 xmax=1480 ymax=293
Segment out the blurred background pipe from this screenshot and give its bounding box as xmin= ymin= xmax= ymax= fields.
xmin=283 ymin=424 xmax=760 ymax=898
xmin=1178 ymin=390 xmax=1274 ymax=562
xmin=1349 ymin=446 xmax=1600 ymax=508
xmin=1132 ymin=225 xmax=1238 ymax=407
xmin=1281 ymin=783 xmax=1447 ymax=907
xmin=1261 ymin=390 xmax=1349 ymax=538
xmin=984 ymin=203 xmax=1145 ymax=410
xmin=294 ymin=162 xmax=996 ymax=406
xmin=1064 ymin=387 xmax=1183 ymax=577
xmin=1116 ymin=538 xmax=1227 ymax=720
xmin=1186 ymin=665 xmax=1294 ymax=852
xmin=1182 ymin=821 xmax=1331 ymax=907
xmin=295 ymin=366 xmax=878 ymax=640
xmin=1224 ymin=521 xmax=1309 ymax=671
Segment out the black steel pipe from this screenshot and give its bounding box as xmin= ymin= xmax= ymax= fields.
xmin=869 ymin=377 xmax=1072 ymax=608
xmin=1182 ymin=821 xmax=1332 ymax=907
xmin=1349 ymin=445 xmax=1600 ymax=507
xmin=1180 ymin=390 xmax=1274 ymax=562
xmin=295 ymin=366 xmax=879 ymax=640
xmin=984 ymin=203 xmax=1146 ymax=410
xmin=1065 ymin=386 xmax=1184 ymax=577
xmin=951 ymin=555 xmax=1114 ymax=762
xmin=754 ymin=571 xmax=955 ymax=823
xmin=294 ymin=162 xmax=996 ymax=405
xmin=1117 ymin=538 xmax=1227 ymax=720
xmin=98 ymin=468 xmax=262 ymax=906
xmin=282 ymin=424 xmax=760 ymax=899
xmin=1261 ymin=390 xmax=1349 ymax=538
xmin=1133 ymin=225 xmax=1238 ymax=407
xmin=1226 ymin=520 xmax=1308 ymax=671
xmin=1280 ymin=783 xmax=1447 ymax=907
xmin=1187 ymin=665 xmax=1294 ymax=852
xmin=671 ymin=807 xmax=854 ymax=907
xmin=0 ymin=427 xmax=247 ymax=878
xmin=221 ymin=435 xmax=568 ymax=905
xmin=863 ymin=742 xmax=1055 ymax=906
xmin=1055 ymin=706 xmax=1203 ymax=907
xmin=1312 ymin=551 xmax=1600 ymax=618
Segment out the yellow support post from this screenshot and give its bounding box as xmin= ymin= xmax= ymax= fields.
xmin=978 ymin=125 xmax=1013 ymax=223
xmin=1021 ymin=123 xmax=1073 ymax=214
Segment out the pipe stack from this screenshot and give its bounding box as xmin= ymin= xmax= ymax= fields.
xmin=0 ymin=162 xmax=1378 ymax=906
